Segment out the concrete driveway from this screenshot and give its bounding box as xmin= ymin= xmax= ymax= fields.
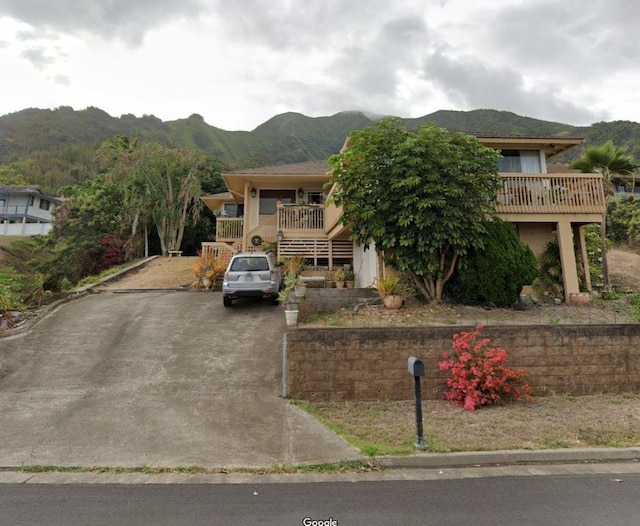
xmin=0 ymin=292 xmax=359 ymax=468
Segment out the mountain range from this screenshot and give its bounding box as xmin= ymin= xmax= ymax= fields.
xmin=2 ymin=106 xmax=640 ymax=192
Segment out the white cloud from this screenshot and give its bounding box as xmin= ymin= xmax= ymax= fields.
xmin=1 ymin=0 xmax=639 ymax=130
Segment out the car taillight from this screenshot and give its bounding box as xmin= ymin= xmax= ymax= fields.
xmin=224 ymin=271 xmax=229 ymax=280
xmin=270 ymin=270 xmax=276 ymax=281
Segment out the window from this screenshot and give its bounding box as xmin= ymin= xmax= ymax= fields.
xmin=230 ymin=256 xmax=269 ymax=272
xmin=28 ymin=195 xmax=35 ymax=206
xmin=224 ymin=203 xmax=244 ymax=218
xmin=39 ymin=199 xmax=50 ymax=211
xmin=498 ymin=150 xmax=541 ymax=173
xmin=259 ymin=190 xmax=295 ymax=215
xmin=307 ymin=191 xmax=324 ymax=204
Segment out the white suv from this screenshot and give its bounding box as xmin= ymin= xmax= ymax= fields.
xmin=222 ymin=252 xmax=282 ymax=307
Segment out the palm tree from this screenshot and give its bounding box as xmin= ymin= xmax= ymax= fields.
xmin=570 ymin=140 xmax=638 ymax=291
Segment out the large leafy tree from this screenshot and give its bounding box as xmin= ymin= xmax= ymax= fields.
xmin=570 ymin=140 xmax=638 ymax=290
xmin=99 ymin=139 xmax=222 ymax=256
xmin=328 ymin=118 xmax=503 ymax=302
xmin=48 ymin=176 xmax=130 ymax=286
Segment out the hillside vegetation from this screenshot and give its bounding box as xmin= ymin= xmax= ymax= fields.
xmin=3 ymin=106 xmax=640 ymax=193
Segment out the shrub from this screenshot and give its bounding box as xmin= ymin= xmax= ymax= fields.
xmin=99 ymin=233 xmax=128 ymax=269
xmin=607 ymin=196 xmax=640 ymax=245
xmin=0 ymin=267 xmax=44 ymax=312
xmin=438 ymin=326 xmax=532 ymax=411
xmin=583 ymin=224 xmax=605 ymax=287
xmin=448 ymin=218 xmax=538 ymax=305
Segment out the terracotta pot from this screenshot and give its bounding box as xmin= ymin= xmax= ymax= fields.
xmin=569 ymin=292 xmax=591 ymax=306
xmin=335 ymin=281 xmax=345 ymax=289
xmin=345 ymin=281 xmax=355 ymax=289
xmin=383 ymin=295 xmax=403 ymax=309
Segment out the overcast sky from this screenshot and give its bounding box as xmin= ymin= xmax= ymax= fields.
xmin=1 ymin=0 xmax=639 ymax=131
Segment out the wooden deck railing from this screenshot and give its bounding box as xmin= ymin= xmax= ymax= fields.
xmin=215 ymin=217 xmax=243 ymax=242
xmin=496 ymin=173 xmax=606 ymax=215
xmin=277 ymin=204 xmax=324 ymax=235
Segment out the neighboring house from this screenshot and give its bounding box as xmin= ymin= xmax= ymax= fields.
xmin=201 ymin=135 xmax=606 ymax=301
xmin=0 ymin=185 xmax=62 ymax=236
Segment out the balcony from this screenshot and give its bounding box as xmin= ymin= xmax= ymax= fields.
xmin=277 ymin=204 xmax=324 ymax=237
xmin=215 ymin=217 xmax=243 ymax=242
xmin=496 ymin=173 xmax=606 ymax=216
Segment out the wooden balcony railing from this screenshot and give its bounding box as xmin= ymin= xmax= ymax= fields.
xmin=215 ymin=217 xmax=243 ymax=242
xmin=496 ymin=173 xmax=606 ymax=215
xmin=277 ymin=204 xmax=324 ymax=236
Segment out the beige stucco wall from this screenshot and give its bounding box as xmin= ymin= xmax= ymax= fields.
xmin=515 ymin=223 xmax=555 ymax=259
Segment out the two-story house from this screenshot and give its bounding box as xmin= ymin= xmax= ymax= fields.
xmin=0 ymin=185 xmax=62 ymax=236
xmin=201 ymin=134 xmax=606 ymax=301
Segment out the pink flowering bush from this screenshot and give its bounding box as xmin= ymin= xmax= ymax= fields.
xmin=438 ymin=325 xmax=532 ymax=411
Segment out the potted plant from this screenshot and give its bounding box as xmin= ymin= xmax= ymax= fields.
xmin=325 ymin=271 xmax=335 ymax=288
xmin=191 ymin=255 xmax=226 ymax=290
xmin=283 ymin=255 xmax=306 ymax=277
xmin=344 ymin=270 xmax=356 ymax=288
xmin=375 ymin=275 xmax=404 ymax=309
xmin=278 ymin=272 xmax=299 ymax=325
xmin=334 ymin=269 xmax=346 ymax=288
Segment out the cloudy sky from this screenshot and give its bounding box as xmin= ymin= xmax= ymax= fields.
xmin=1 ymin=0 xmax=639 ymax=131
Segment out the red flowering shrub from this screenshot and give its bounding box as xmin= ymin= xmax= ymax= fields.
xmin=99 ymin=233 xmax=127 ymax=270
xmin=438 ymin=325 xmax=532 ymax=411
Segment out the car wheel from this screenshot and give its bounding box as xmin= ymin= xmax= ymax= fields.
xmin=270 ymin=296 xmax=280 ymax=306
xmin=223 ymin=296 xmax=233 ymax=307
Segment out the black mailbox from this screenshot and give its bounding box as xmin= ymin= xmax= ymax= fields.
xmin=408 ymin=356 xmax=425 ymax=377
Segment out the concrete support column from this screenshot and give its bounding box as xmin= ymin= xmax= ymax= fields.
xmin=557 ymin=220 xmax=580 ymax=299
xmin=243 ymin=182 xmax=252 ymax=253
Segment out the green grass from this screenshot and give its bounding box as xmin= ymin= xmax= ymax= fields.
xmin=12 ymin=460 xmax=380 ymax=475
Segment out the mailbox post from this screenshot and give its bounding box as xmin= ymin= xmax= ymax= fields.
xmin=407 ymin=356 xmax=427 ymax=450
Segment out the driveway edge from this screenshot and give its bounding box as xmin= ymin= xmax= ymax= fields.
xmin=0 ymin=256 xmax=158 ymax=338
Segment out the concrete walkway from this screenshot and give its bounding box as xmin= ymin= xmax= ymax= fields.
xmin=0 ymin=292 xmax=360 ymax=468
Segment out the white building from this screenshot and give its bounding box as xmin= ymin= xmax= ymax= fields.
xmin=0 ymin=185 xmax=62 ymax=236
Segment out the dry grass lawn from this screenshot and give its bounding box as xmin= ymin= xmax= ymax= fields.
xmin=300 ymin=394 xmax=640 ymax=456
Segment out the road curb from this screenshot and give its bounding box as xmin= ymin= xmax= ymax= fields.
xmin=372 ymin=447 xmax=640 ymax=469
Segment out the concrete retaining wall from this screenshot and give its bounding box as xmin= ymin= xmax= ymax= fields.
xmin=285 ymin=324 xmax=640 ymax=401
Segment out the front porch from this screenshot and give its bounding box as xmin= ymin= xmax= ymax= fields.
xmin=203 ymin=202 xmax=353 ymax=269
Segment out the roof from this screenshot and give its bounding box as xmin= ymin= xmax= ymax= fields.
xmin=0 ymin=185 xmax=62 ymax=204
xmin=224 ymin=160 xmax=330 ymax=176
xmin=219 ymin=160 xmax=332 ymax=200
xmin=469 ymin=134 xmax=584 ymax=158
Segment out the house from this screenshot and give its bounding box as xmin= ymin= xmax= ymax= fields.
xmin=201 ymin=134 xmax=606 ymax=301
xmin=0 ymin=185 xmax=62 ymax=236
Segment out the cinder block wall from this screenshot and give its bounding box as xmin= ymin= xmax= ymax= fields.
xmin=298 ymin=288 xmax=379 ymax=317
xmin=286 ymin=325 xmax=640 ymax=401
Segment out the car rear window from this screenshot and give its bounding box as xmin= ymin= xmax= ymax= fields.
xmin=230 ymin=257 xmax=270 ymax=272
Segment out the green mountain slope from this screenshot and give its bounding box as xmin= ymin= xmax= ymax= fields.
xmin=2 ymin=106 xmax=640 ymax=192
